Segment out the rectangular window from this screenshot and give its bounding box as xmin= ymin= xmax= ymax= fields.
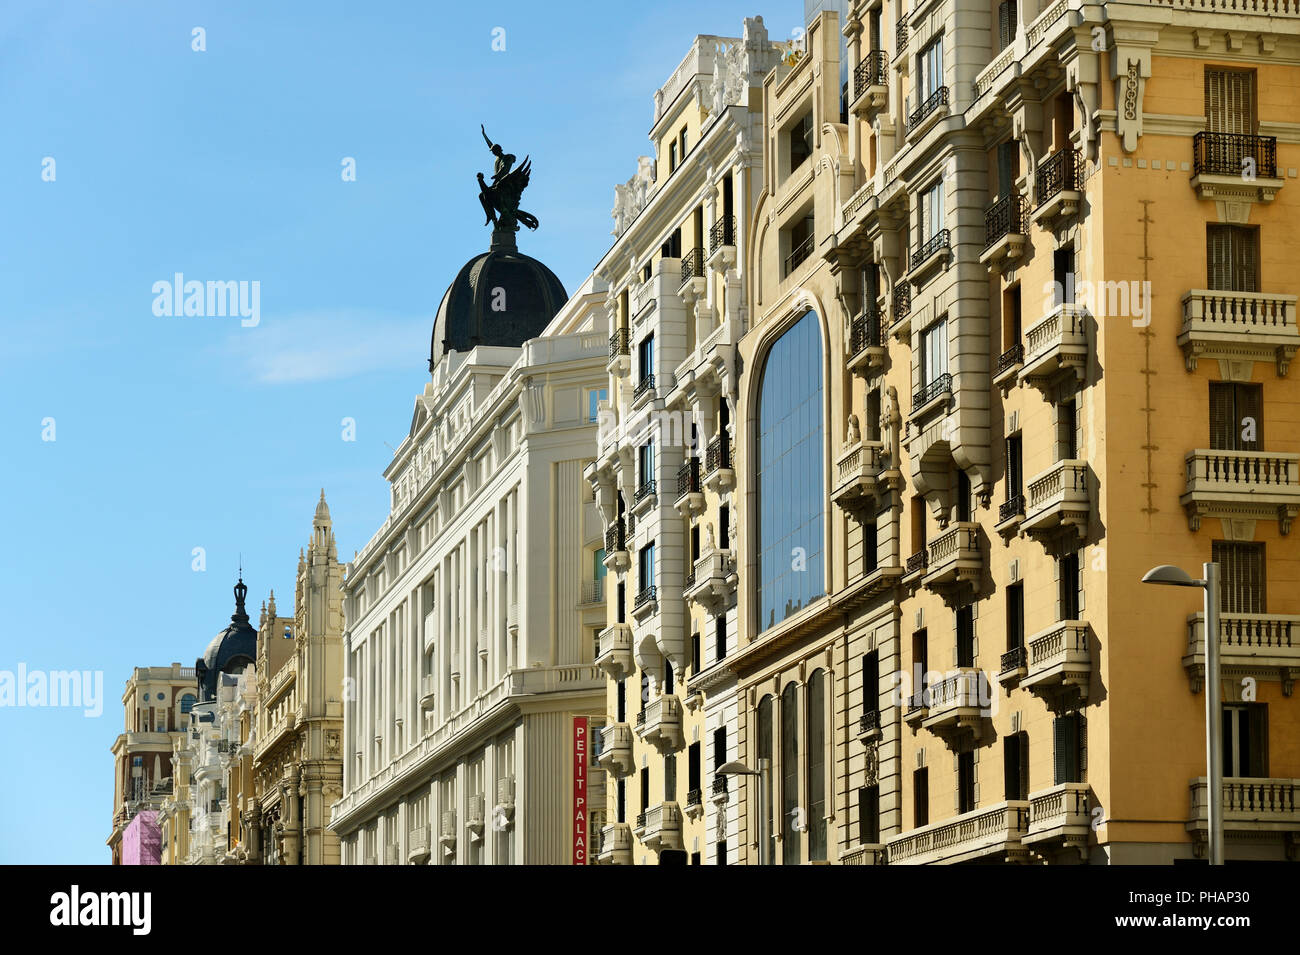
xmin=1205 ymin=68 xmax=1256 ymax=134
xmin=664 ymin=752 xmax=676 ymax=800
xmin=863 ymin=650 xmax=880 ymax=718
xmin=638 ymin=442 xmax=655 ymax=488
xmin=638 ymin=334 xmax=655 ymax=383
xmin=713 ymin=727 xmax=726 ymax=770
xmin=789 ymin=110 xmax=814 ymax=171
xmin=663 ymin=658 xmax=674 ymax=696
xmin=1058 ymin=400 xmax=1079 ymax=460
xmin=587 ymin=387 xmax=608 ymax=423
xmin=715 ymin=615 xmax=727 ymax=661
xmin=1006 ymin=581 xmax=1024 ymax=651
xmin=678 ymin=127 xmax=688 ymax=162
xmin=997 ymin=0 xmax=1017 ymax=53
xmin=1209 ymin=382 xmax=1262 ymax=451
xmin=921 ymin=317 xmax=949 ymax=387
xmin=668 ymin=139 xmax=678 ymax=173
xmin=996 ymin=138 xmax=1019 ymax=198
xmin=640 ymin=767 xmax=650 ymax=813
xmin=639 ymin=543 xmax=655 ymax=594
xmin=1059 ymin=551 xmax=1081 ymax=620
xmin=616 ymin=679 xmax=626 ymax=723
xmin=1053 ymin=712 xmax=1085 ymax=785
xmin=1004 ymin=731 xmax=1029 ymax=800
xmin=912 ymin=629 xmax=929 ymax=704
xmin=1207 ymin=225 xmax=1259 ymax=293
xmin=958 ymin=750 xmax=976 ymax=814
xmin=1006 ymin=434 xmax=1023 ymax=499
xmin=957 ymin=605 xmax=975 ymax=668
xmin=1223 ymin=704 xmax=1268 ymax=777
xmin=919 ymin=180 xmax=945 ymax=244
xmin=859 ymin=785 xmax=880 ymax=844
xmin=1003 ymin=284 xmax=1022 ymax=349
xmin=913 ymin=767 xmax=929 ymax=828
xmin=716 ymin=840 xmax=727 ymax=865
xmin=918 ymin=36 xmax=944 ymax=99
xmin=688 ymin=741 xmax=701 ymax=794
xmin=1214 ymin=541 xmax=1266 ymax=614
xmin=617 ymin=779 xmax=626 ymax=822
xmin=1053 ymin=246 xmax=1075 ymax=305
xmin=691 ymin=631 xmax=701 ymax=673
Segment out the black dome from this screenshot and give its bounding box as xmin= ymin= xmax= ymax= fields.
xmin=195 ymin=578 xmax=258 ymax=702
xmin=430 ymin=234 xmax=567 ymax=371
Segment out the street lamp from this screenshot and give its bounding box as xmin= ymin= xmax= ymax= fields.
xmin=719 ymin=758 xmax=771 ymax=865
xmin=1142 ymin=562 xmax=1222 ymax=865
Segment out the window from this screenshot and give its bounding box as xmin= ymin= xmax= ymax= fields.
xmin=920 ymin=317 xmax=949 ymax=388
xmin=616 ymin=679 xmax=626 ymax=722
xmin=640 ymin=766 xmax=650 ymax=814
xmin=638 ymin=441 xmax=655 ymax=489
xmin=918 ymin=35 xmax=943 ymax=100
xmin=757 ymin=695 xmax=774 ymax=864
xmin=913 ymin=767 xmax=929 ymax=828
xmin=996 ymin=138 xmax=1020 ymax=198
xmin=617 ymin=778 xmax=626 ymax=822
xmin=716 ymin=840 xmax=727 ymax=865
xmin=1207 ymin=225 xmax=1259 ymax=293
xmin=1223 ymin=704 xmax=1268 ymax=777
xmin=756 ymin=312 xmax=825 ymax=630
xmin=788 ymin=110 xmax=814 ymax=172
xmin=781 ymin=682 xmax=800 ymax=865
xmin=638 ymin=334 xmax=655 ymax=383
xmin=957 ymin=605 xmax=975 ymax=668
xmin=863 ymin=651 xmax=880 ymax=718
xmin=668 ymin=139 xmax=678 ymax=173
xmin=1059 ymin=551 xmax=1082 ymax=620
xmin=1053 ymin=246 xmax=1075 ymax=305
xmin=1004 ymin=731 xmax=1029 ymax=800
xmin=690 ymin=631 xmax=701 ymax=673
xmin=180 ymin=694 xmax=196 ymax=715
xmin=688 ymin=742 xmax=701 ymax=798
xmin=587 ymin=387 xmax=608 ymax=423
xmin=1053 ymin=711 xmax=1086 ymax=785
xmin=1006 ymin=582 xmax=1024 ymax=651
xmin=912 ymin=629 xmax=929 ymax=704
xmin=1006 ymin=434 xmax=1023 ymax=500
xmin=663 ymin=658 xmax=674 ymax=696
xmin=1214 ymin=541 xmax=1265 ymax=614
xmin=958 ymin=750 xmax=976 ymax=814
xmin=997 ymin=0 xmax=1017 ymax=52
xmin=807 ymin=669 xmax=827 ymax=861
xmin=719 ymin=504 xmax=730 ymax=550
xmin=715 ymin=615 xmax=727 ymax=661
xmin=1003 ymin=284 xmax=1022 ymax=349
xmin=859 ymin=785 xmax=880 ymax=844
xmin=713 ymin=727 xmax=727 ymax=770
xmin=1205 ymin=68 xmax=1256 ymax=134
xmin=919 ymin=180 xmax=945 ymax=244
xmin=638 ymin=542 xmax=655 ymax=595
xmin=1210 ymin=382 xmax=1262 ymax=451
xmin=678 ymin=127 xmax=688 ymax=163
xmin=664 ymin=752 xmax=676 ymax=800
xmin=661 ymin=228 xmax=682 ymax=259
xmin=1058 ymin=399 xmax=1080 ymax=460
xmin=783 ymin=213 xmax=816 ymax=277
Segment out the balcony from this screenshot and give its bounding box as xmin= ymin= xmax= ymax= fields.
xmin=1033 ymin=147 xmax=1082 ymax=224
xmin=784 ymin=232 xmax=815 ymax=277
xmin=711 ymin=774 xmax=729 ymax=805
xmin=1183 ymin=612 xmax=1300 ymax=695
xmin=1177 ymin=290 xmax=1297 ymax=376
xmin=608 ymin=327 xmax=630 ymax=374
xmin=418 ymin=673 xmax=436 ymax=711
xmin=597 ymin=822 xmax=633 ymax=865
xmin=851 ymin=50 xmax=888 ymax=114
xmin=603 ymin=519 xmax=629 ymax=572
xmin=1190 ymin=132 xmax=1283 ymax=204
xmin=998 ymin=645 xmax=1027 ymax=687
xmin=579 ymin=578 xmax=605 ymax=606
xmin=906 ymin=86 xmax=949 ymax=140
xmin=891 ymin=283 xmax=912 ymax=336
xmin=886 ymin=800 xmax=1031 ymax=865
xmin=841 ymin=842 xmax=886 ymax=865
xmin=911 ymin=372 xmax=952 ymax=420
xmin=920 ymin=668 xmax=990 ymax=744
xmin=1021 ymin=460 xmax=1091 ymax=541
xmin=1021 ymin=621 xmax=1091 ymax=707
xmin=675 ymin=458 xmax=704 ymax=516
xmin=908 ymin=229 xmax=950 ymax=284
xmin=1021 ymin=303 xmax=1088 ymax=386
xmin=637 ymin=694 xmax=683 ymax=754
xmin=703 ymin=434 xmax=734 ymax=492
xmin=680 ymin=247 xmax=706 ymax=301
xmin=922 ymin=521 xmax=982 ymax=593
xmin=631 ymin=584 xmax=658 ymax=621
xmin=408 ymin=824 xmax=430 ymax=864
xmin=633 ymin=477 xmax=658 ymax=510
xmin=1187 ymin=778 xmax=1300 ymax=857
xmin=832 ymin=440 xmax=884 ymax=514
xmin=685 ymin=548 xmax=735 ymax=611
xmin=993 ymin=343 xmax=1023 ymax=393
xmin=1181 ymin=450 xmax=1300 ymax=533
xmin=596 ymin=623 xmax=634 ymax=682
xmin=980 ymin=194 xmax=1028 ymax=269
xmin=895 ymin=20 xmax=908 ymax=60
xmin=857 ymin=709 xmax=882 ymax=743
xmin=1024 ymin=783 xmax=1092 ymax=858
xmin=638 ymin=802 xmax=683 ymax=853
xmin=707 ymin=216 xmax=737 ymax=270
xmin=596 ymin=723 xmax=634 ymax=778
xmin=632 ymin=373 xmax=657 ymax=408
xmin=847 ymin=309 xmax=886 ymax=374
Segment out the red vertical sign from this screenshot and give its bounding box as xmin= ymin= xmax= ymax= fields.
xmin=573 ymin=716 xmax=588 ymax=865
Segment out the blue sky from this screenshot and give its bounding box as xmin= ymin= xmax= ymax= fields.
xmin=0 ymin=0 xmax=792 ymax=864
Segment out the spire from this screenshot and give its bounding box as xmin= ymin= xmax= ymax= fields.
xmin=267 ymin=589 xmax=277 ymax=618
xmin=314 ymin=489 xmax=331 ymax=525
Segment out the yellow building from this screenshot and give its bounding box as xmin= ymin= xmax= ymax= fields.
xmin=588 ymin=16 xmax=783 ymax=864
xmin=714 ymin=0 xmax=1300 ymax=864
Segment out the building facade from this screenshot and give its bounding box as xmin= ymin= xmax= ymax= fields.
xmin=330 ymin=222 xmax=609 ymax=864
xmin=587 ymin=15 xmax=783 ymax=865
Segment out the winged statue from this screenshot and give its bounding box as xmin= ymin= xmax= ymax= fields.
xmin=479 ymin=125 xmax=539 ymax=233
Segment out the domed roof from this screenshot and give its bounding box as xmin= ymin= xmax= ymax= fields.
xmin=429 ymin=232 xmax=567 ymax=371
xmin=195 ymin=577 xmax=258 ymax=702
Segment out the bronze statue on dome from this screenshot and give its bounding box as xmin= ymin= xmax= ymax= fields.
xmin=478 ymin=125 xmax=539 ymax=234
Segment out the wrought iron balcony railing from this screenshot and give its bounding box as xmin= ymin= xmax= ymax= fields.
xmin=609 ymin=327 xmax=630 ymax=360
xmin=634 ymin=478 xmax=657 ymax=503
xmin=984 ymin=194 xmax=1027 ymax=249
xmin=849 ymin=309 xmax=884 ymax=356
xmin=634 ymin=585 xmax=657 ymax=611
xmin=709 ymin=216 xmax=736 ymax=252
xmin=1035 ymin=147 xmax=1082 ymax=209
xmin=784 ymin=232 xmax=815 ymax=276
xmin=705 ymin=434 xmax=731 ymax=474
xmin=912 ymin=371 xmax=952 ymax=410
xmin=909 ymin=229 xmax=950 ymax=271
xmin=896 ymin=20 xmax=908 ymax=51
xmin=712 ymin=775 xmax=729 ymax=797
xmin=680 ymin=247 xmax=705 ymax=286
xmin=1000 ymin=645 xmax=1027 ymax=675
xmin=996 ymin=343 xmax=1024 ymax=376
xmin=859 ymin=709 xmax=881 ymax=735
xmin=999 ymin=493 xmax=1025 ymax=523
xmin=1193 ymin=131 xmax=1277 ymax=179
xmin=854 ymin=50 xmax=888 ymax=97
xmin=686 ymin=788 xmax=703 ymax=808
xmin=906 ymin=550 xmax=928 ymax=574
xmin=907 ymin=86 xmax=948 ymax=133
xmin=676 ymin=458 xmax=701 ymax=500
xmin=633 ymin=373 xmax=656 ymax=400
xmin=892 ymin=283 xmax=911 ymax=323
xmin=605 ymin=520 xmax=626 ymax=554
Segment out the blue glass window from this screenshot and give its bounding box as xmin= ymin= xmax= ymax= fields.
xmin=180 ymin=694 xmax=196 ymax=714
xmin=757 ymin=311 xmax=825 ymax=630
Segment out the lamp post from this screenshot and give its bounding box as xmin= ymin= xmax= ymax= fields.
xmin=719 ymin=758 xmax=771 ymax=865
xmin=1142 ymin=562 xmax=1222 ymax=865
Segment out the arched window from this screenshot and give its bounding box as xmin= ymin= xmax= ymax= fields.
xmin=180 ymin=694 xmax=196 ymax=715
xmin=756 ymin=311 xmax=825 ymax=631
xmin=807 ymin=669 xmax=827 ymax=861
xmin=781 ymin=682 xmax=800 ymax=865
xmin=757 ymin=695 xmax=774 ymax=865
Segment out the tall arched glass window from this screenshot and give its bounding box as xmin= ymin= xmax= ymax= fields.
xmin=180 ymin=694 xmax=196 ymax=715
xmin=757 ymin=694 xmax=774 ymax=865
xmin=781 ymin=682 xmax=800 ymax=865
xmin=756 ymin=311 xmax=825 ymax=631
xmin=807 ymin=669 xmax=827 ymax=861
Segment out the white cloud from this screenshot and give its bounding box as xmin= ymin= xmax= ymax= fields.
xmin=218 ymin=309 xmax=427 ymax=384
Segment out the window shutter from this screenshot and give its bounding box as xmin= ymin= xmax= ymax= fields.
xmin=1078 ymin=712 xmax=1087 ymax=779
xmin=1076 ymin=550 xmax=1086 ymax=614
xmin=1207 ymin=225 xmax=1230 ymax=292
xmin=1205 ymin=69 xmax=1224 ymax=133
xmin=1237 ymin=383 xmax=1262 ymax=450
xmin=1019 ymin=732 xmax=1030 ymax=799
xmin=1053 ymin=715 xmax=1078 ymax=785
xmin=1236 ymin=227 xmax=1259 ymax=293
xmin=1248 ymin=706 xmax=1268 ymax=777
xmin=1209 ymin=382 xmax=1232 ymax=451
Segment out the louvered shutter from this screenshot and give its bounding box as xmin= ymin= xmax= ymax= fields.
xmin=1205 ymin=69 xmax=1225 ymax=133
xmin=1214 ymin=541 xmax=1266 ymax=614
xmin=1019 ymin=732 xmax=1030 ymax=798
xmin=1053 ymin=714 xmax=1078 ymax=785
xmin=1235 ymin=227 xmax=1259 ymax=293
xmin=1209 ymin=382 xmax=1233 ymax=450
xmin=1248 ymin=706 xmax=1268 ymax=777
xmin=1237 ymin=383 xmax=1262 ymax=450
xmin=1207 ymin=225 xmax=1231 ymax=291
xmin=1206 ymin=70 xmax=1254 ymax=134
